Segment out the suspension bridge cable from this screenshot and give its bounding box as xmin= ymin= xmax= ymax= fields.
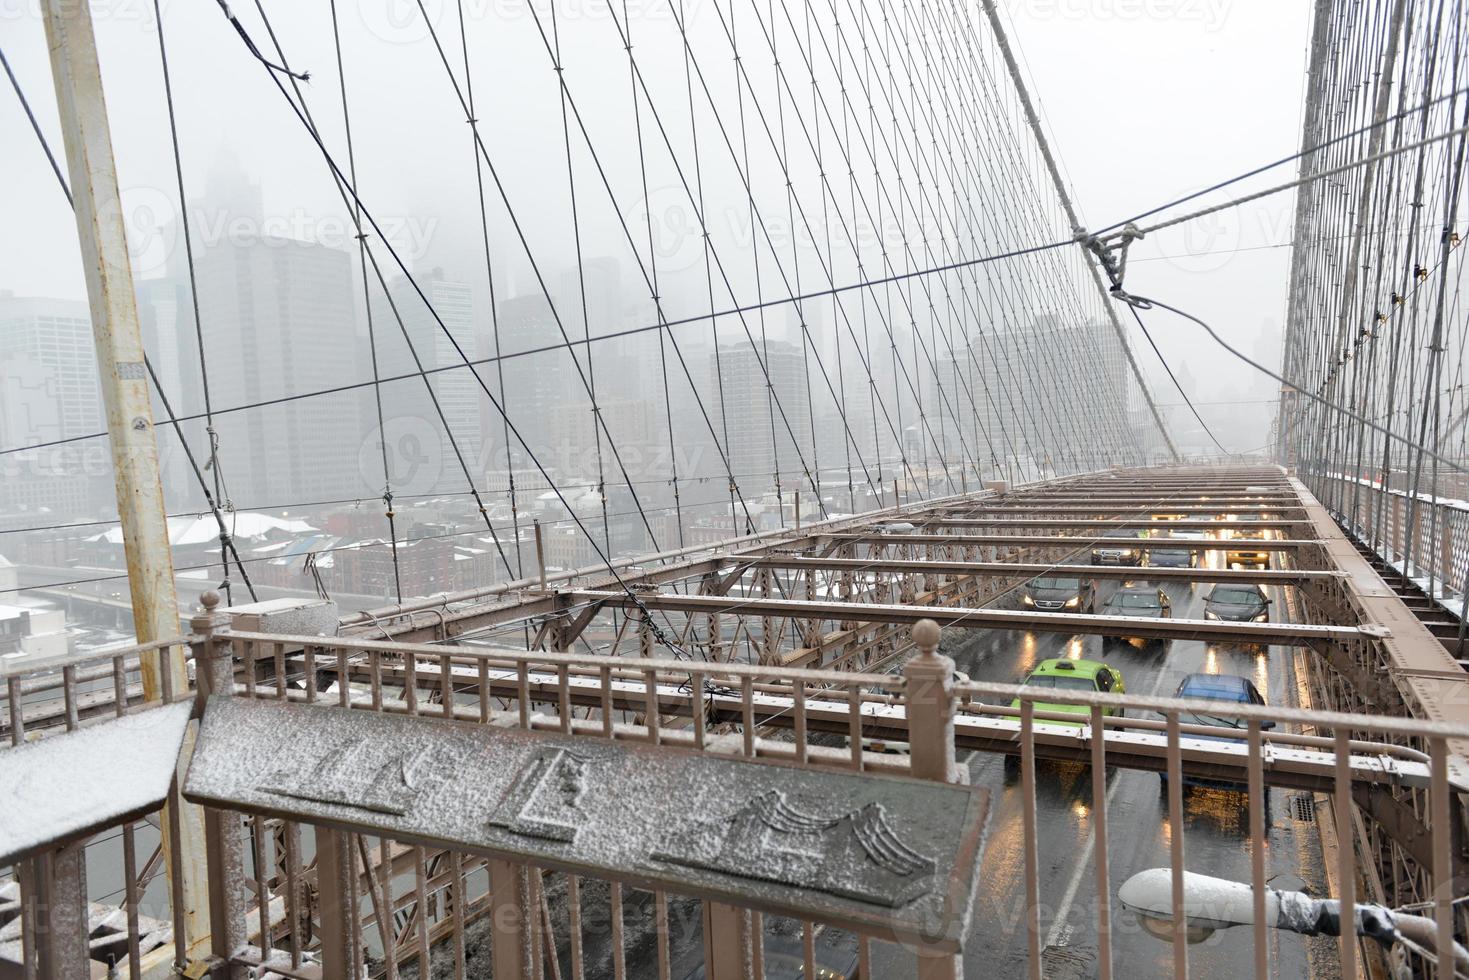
xmin=546 ymin=0 xmax=617 ymax=558
xmin=518 ymin=0 xmax=857 ymax=521
xmin=1125 ymin=121 xmax=1469 ymax=241
xmin=454 ymin=0 xmax=524 ymax=580
xmin=413 ymin=0 xmax=732 ymax=548
xmin=2 ymin=44 xmax=70 ymax=205
xmin=216 ymin=1 xmax=698 ymax=659
xmin=1125 ymin=304 xmax=1232 ymax=456
xmin=329 ymin=0 xmax=401 ymax=602
xmin=1092 ymin=82 xmax=1469 ymax=238
xmin=1120 ymin=292 xmax=1469 ymax=477
xmin=144 ymin=359 xmax=258 ymax=601
xmin=253 ymin=0 xmax=517 ymax=584
xmin=976 ymin=0 xmax=1177 ymax=460
xmin=152 ymin=0 xmax=241 ymax=603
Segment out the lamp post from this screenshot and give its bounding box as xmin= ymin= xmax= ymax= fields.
xmin=1118 ymin=868 xmax=1468 ymax=977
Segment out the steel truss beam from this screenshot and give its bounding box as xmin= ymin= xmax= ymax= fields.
xmin=732 ymin=557 xmax=1340 ymax=585
xmin=911 ymin=518 xmax=1300 ymax=531
xmin=821 ymin=533 xmax=1318 ymax=551
xmin=565 ymin=589 xmax=1363 ymax=645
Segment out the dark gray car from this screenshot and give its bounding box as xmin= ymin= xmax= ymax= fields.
xmin=1101 ymin=585 xmax=1172 ymax=647
xmin=1204 ymin=583 xmax=1270 ymax=622
xmin=1090 ymin=528 xmax=1144 ymax=566
xmin=1021 ymin=575 xmax=1096 ymax=612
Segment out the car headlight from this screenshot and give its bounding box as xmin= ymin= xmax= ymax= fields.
xmin=1022 ymin=594 xmax=1035 ymax=606
xmin=1204 ymin=609 xmax=1220 ymax=620
xmin=1254 ymin=612 xmax=1268 ymax=622
xmin=1064 ymin=596 xmax=1080 ymax=608
xmin=1119 ymin=549 xmax=1134 ymax=556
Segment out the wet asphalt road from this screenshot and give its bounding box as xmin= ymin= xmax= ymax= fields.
xmin=865 ymin=565 xmax=1339 ymax=979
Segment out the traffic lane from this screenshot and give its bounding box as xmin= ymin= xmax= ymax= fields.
xmin=870 ymin=574 xmax=1332 ymax=978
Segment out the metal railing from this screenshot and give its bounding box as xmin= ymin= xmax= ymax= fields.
xmin=4 ymin=614 xmax=1467 ymax=978
xmin=1 ymin=636 xmax=195 ymax=979
xmin=1320 ymin=472 xmax=1469 ymax=605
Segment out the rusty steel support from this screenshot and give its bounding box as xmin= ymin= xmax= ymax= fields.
xmin=314 ymin=827 xmax=356 ymax=979
xmin=489 ymin=860 xmax=535 ymax=979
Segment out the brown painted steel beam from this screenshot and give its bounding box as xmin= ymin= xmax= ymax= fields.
xmin=823 ymin=533 xmax=1318 ymax=551
xmin=566 ymin=589 xmax=1362 ymax=645
xmin=914 ymin=518 xmax=1299 ymax=531
xmin=735 ymin=557 xmax=1340 ymax=584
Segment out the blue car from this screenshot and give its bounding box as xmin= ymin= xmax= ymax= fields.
xmin=1160 ymin=674 xmax=1275 ymax=795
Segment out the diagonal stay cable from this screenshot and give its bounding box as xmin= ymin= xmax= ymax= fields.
xmin=212 ymin=0 xmax=697 ymax=658
xmin=251 ymin=0 xmax=517 ymax=585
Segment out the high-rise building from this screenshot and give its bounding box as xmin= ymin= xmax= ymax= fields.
xmin=180 ymin=164 xmax=361 ymax=506
xmin=495 ymin=294 xmax=570 ymax=466
xmin=0 ymin=292 xmax=107 ymax=514
xmin=710 ymin=340 xmax=811 ymax=495
xmin=0 ymin=293 xmax=101 ymax=442
xmin=382 ymin=269 xmax=482 ymax=474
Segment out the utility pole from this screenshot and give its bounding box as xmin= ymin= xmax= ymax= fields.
xmin=41 ymin=0 xmax=212 ymax=962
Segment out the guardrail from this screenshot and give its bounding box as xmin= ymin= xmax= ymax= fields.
xmin=3 ymin=611 xmax=1466 ymax=979
xmin=1319 ymin=472 xmax=1469 ymax=605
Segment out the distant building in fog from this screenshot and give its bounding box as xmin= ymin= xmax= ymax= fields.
xmin=190 ymin=237 xmax=360 ymax=504
xmin=0 ymin=292 xmax=107 ymax=515
xmin=710 ymin=340 xmax=811 ymax=495
xmin=384 ymin=269 xmax=482 ymax=468
xmin=496 ymin=294 xmax=569 ymax=462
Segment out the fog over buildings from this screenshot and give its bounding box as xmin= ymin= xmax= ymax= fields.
xmin=0 ymin=0 xmax=1302 ymax=645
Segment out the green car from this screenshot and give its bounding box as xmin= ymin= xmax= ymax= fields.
xmin=1004 ymin=658 xmax=1126 ymax=776
xmin=1011 ymin=657 xmax=1127 ymax=723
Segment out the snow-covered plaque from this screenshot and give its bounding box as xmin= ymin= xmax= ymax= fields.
xmin=184 ymin=697 xmax=989 ymax=949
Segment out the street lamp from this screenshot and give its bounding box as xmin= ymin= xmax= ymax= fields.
xmin=1118 ymin=868 xmax=1468 ymax=976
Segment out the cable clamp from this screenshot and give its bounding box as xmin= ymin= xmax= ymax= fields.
xmin=1108 ymin=285 xmax=1153 ymax=310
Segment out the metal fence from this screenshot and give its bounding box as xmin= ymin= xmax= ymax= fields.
xmin=3 ymin=615 xmax=1467 ymax=979
xmin=1317 ymin=473 xmax=1469 ymax=606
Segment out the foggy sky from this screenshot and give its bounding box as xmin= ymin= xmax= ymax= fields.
xmin=1 ymin=0 xmax=1305 ymax=461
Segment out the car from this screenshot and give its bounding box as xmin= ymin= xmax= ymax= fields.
xmin=1009 ymin=658 xmax=1126 ymax=724
xmin=1161 ymin=673 xmax=1276 ymax=795
xmin=1147 ymin=531 xmax=1198 ymax=569
xmin=1090 ymin=528 xmax=1145 ymax=566
xmin=1100 ymin=585 xmax=1172 ymax=646
xmin=1020 ymin=575 xmax=1096 ymax=612
xmin=1004 ymin=658 xmax=1126 ymax=775
xmin=1204 ymin=583 xmax=1271 ymax=622
xmin=1226 ymin=527 xmax=1271 ymax=568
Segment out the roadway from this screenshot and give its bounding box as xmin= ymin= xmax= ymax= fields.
xmin=866 ymin=565 xmax=1339 ymax=978
xmin=572 ymin=557 xmax=1343 ymax=979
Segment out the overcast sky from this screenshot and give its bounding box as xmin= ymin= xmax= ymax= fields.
xmin=1 ymin=0 xmax=1311 ymax=454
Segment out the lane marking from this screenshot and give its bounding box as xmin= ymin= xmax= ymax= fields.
xmin=1043 ymin=658 xmax=1175 ymax=949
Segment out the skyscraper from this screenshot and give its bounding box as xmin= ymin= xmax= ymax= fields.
xmin=0 ymin=292 xmax=107 ymax=514
xmin=710 ymin=340 xmax=811 ymax=494
xmin=179 ymin=162 xmax=361 ymax=506
xmin=383 ymin=269 xmax=482 ymax=473
xmin=496 ymin=294 xmax=570 ymax=467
